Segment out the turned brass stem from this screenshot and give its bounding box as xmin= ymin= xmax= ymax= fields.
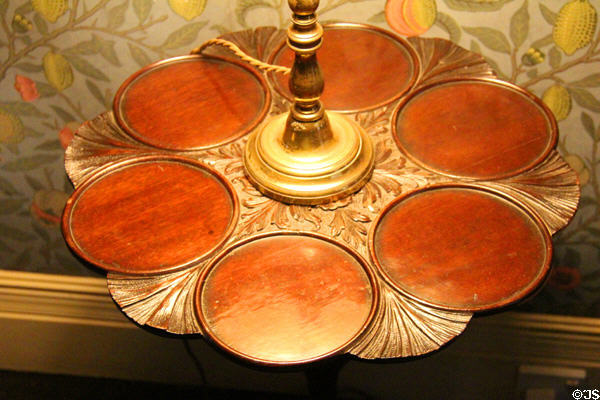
xmin=242 ymin=0 xmax=375 ymax=204
xmin=283 ymin=0 xmax=333 ymax=151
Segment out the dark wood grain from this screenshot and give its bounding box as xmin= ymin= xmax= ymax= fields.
xmin=269 ymin=23 xmax=418 ymax=112
xmin=371 ymin=185 xmax=551 ymax=311
xmin=63 ymin=156 xmax=238 ymax=274
xmin=197 ymin=233 xmax=375 ymax=365
xmin=114 ymin=55 xmax=270 ymax=151
xmin=393 ymin=79 xmax=557 ymax=180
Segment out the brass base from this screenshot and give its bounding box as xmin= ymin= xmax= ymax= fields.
xmin=244 ymin=112 xmax=375 ymax=205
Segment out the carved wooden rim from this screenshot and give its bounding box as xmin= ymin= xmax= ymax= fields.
xmin=56 ymin=26 xmax=581 ymax=361
xmin=113 ymin=54 xmax=272 ymax=152
xmin=62 ymin=154 xmax=240 ymax=275
xmin=368 ymin=182 xmax=553 ymax=312
xmin=266 ymin=22 xmax=420 ymax=113
xmin=194 ymin=230 xmax=380 ymax=366
xmin=391 ymin=77 xmax=559 ymax=181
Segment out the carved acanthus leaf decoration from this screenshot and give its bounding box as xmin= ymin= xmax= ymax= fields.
xmin=238 ymin=195 xmax=322 ymax=237
xmin=356 ymin=138 xmax=439 ymax=212
xmin=479 ymin=151 xmax=580 ymax=234
xmin=328 ymin=208 xmax=371 ymax=253
xmin=201 ymin=141 xmax=246 ymax=177
xmin=408 ymin=37 xmax=496 ymax=87
xmin=354 ymin=106 xmax=393 ymax=137
xmin=108 ymin=266 xmax=205 ymax=334
xmin=349 ymin=283 xmax=472 ymax=358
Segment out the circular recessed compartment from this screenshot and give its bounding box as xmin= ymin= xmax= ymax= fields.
xmin=113 ymin=55 xmax=270 ymax=151
xmin=196 ymin=232 xmax=377 ymax=365
xmin=269 ymin=23 xmax=419 ymax=113
xmin=62 ymin=155 xmax=239 ymax=275
xmin=392 ymin=78 xmax=557 ymax=180
xmin=370 ymin=185 xmax=552 ymax=312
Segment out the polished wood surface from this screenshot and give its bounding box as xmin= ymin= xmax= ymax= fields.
xmin=64 ymin=156 xmax=238 ymax=274
xmin=393 ymin=79 xmax=557 ymax=180
xmin=114 ymin=56 xmax=269 ymax=151
xmin=197 ymin=234 xmax=375 ymax=364
xmin=371 ymin=186 xmax=551 ymax=311
xmin=270 ymin=23 xmax=418 ymax=112
xmin=63 ymin=27 xmax=580 ymax=362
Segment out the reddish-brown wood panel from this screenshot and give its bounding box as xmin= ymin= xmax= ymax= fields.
xmin=64 ymin=157 xmax=238 ymax=274
xmin=197 ymin=233 xmax=375 ymax=364
xmin=371 ymin=186 xmax=551 ymax=311
xmin=393 ymin=79 xmax=557 ymax=180
xmin=114 ymin=56 xmax=270 ymax=151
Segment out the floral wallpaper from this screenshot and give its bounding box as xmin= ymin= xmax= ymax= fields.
xmin=0 ymin=0 xmax=598 ymax=317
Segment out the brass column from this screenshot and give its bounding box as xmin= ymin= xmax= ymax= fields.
xmin=244 ymin=0 xmax=374 ymax=205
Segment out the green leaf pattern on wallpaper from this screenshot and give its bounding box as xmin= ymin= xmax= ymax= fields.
xmin=0 ymin=0 xmax=215 ymax=275
xmin=0 ymin=0 xmax=599 ymax=315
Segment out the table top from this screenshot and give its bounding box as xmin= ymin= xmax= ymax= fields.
xmin=61 ymin=24 xmax=580 ymax=365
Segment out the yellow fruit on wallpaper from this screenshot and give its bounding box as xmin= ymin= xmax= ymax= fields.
xmin=43 ymin=51 xmax=73 ymax=92
xmin=32 ymin=0 xmax=69 ymax=23
xmin=522 ymin=48 xmax=545 ymax=66
xmin=12 ymin=14 xmax=33 ymax=33
xmin=168 ymin=0 xmax=206 ymax=21
xmin=553 ymin=0 xmax=598 ymax=55
xmin=564 ymin=154 xmax=590 ymax=185
xmin=386 ymin=0 xmax=437 ymax=37
xmin=542 ymin=85 xmax=571 ymax=121
xmin=0 ymin=109 xmax=24 ymax=145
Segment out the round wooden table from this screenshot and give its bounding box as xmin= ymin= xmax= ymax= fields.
xmin=62 ymin=24 xmax=579 ymax=366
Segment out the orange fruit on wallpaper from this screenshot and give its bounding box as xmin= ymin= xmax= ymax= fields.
xmin=386 ymin=0 xmax=437 ymax=37
xmin=32 ymin=0 xmax=69 ymax=23
xmin=168 ymin=0 xmax=207 ymax=21
xmin=549 ymin=266 xmax=581 ymax=291
xmin=59 ymin=121 xmax=80 ymax=149
xmin=14 ymin=74 xmax=40 ymax=102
